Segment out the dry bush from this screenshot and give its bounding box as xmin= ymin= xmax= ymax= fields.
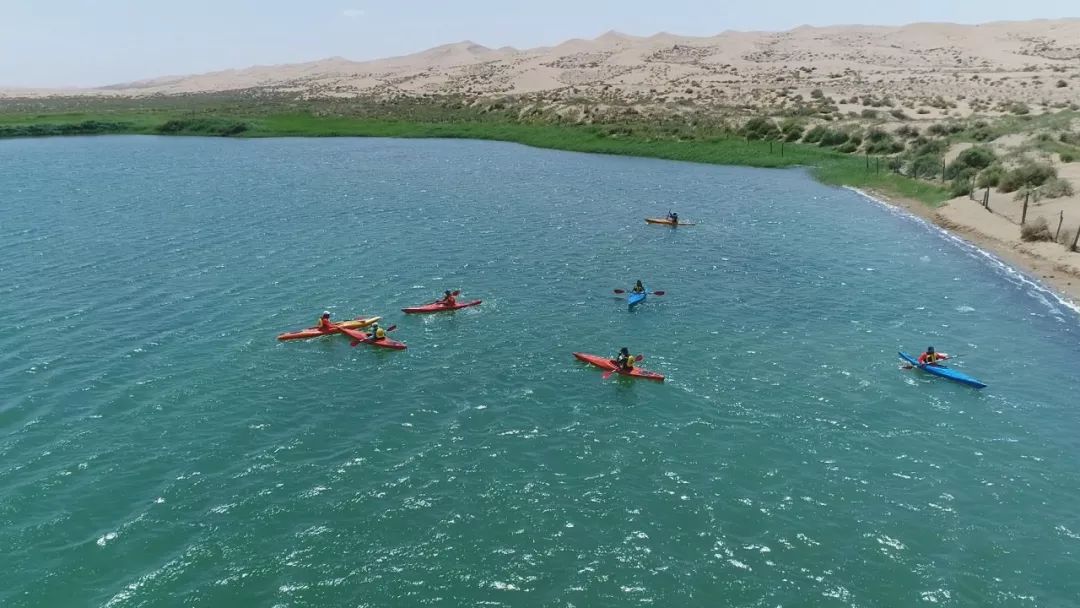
xmin=1021 ymin=217 xmax=1053 ymax=242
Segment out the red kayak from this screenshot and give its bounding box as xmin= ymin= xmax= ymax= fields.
xmin=572 ymin=352 xmax=665 ymax=382
xmin=277 ymin=316 xmax=381 ymax=341
xmin=401 ymin=299 xmax=482 ymax=314
xmin=337 ymin=326 xmax=407 ymax=350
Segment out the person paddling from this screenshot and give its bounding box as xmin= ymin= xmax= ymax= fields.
xmin=917 ymin=346 xmax=949 ymax=366
xmin=367 ymin=322 xmax=387 ymax=342
xmin=438 ymin=290 xmax=457 ymax=307
xmin=614 ymin=347 xmax=636 ymax=370
xmin=666 ymin=211 xmax=679 ymax=225
xmin=631 ymin=280 xmax=646 ymax=294
xmin=317 ymin=311 xmax=335 ymax=331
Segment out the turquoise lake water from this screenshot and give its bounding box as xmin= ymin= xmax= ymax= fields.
xmin=2 ymin=136 xmax=1079 ymax=607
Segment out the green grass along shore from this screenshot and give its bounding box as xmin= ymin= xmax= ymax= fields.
xmin=0 ymin=110 xmax=950 ymax=205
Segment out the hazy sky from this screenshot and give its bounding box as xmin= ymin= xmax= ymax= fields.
xmin=1 ymin=0 xmax=1075 ymax=87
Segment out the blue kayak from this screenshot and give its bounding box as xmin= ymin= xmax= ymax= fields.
xmin=898 ymin=352 xmax=987 ymax=389
xmin=628 ymin=290 xmax=647 ymax=310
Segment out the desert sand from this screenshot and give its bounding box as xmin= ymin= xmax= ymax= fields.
xmin=4 ymin=19 xmax=1080 ymax=116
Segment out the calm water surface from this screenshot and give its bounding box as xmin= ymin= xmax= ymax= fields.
xmin=1 ymin=136 xmax=1079 ymax=607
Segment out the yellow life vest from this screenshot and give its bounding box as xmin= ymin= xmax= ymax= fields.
xmin=373 ymin=327 xmax=386 ymax=339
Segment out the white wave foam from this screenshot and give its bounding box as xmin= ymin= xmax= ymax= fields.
xmin=847 ymin=187 xmax=1080 ymax=318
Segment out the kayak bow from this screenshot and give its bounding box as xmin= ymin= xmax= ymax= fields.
xmin=277 ymin=316 xmax=381 ymax=341
xmin=402 ymin=300 xmax=482 ymax=314
xmin=628 ymin=291 xmax=647 ymax=310
xmin=573 ymin=352 xmax=665 ymax=382
xmin=898 ymin=352 xmax=986 ymax=389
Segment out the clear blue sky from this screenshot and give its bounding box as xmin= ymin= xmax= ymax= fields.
xmin=1 ymin=0 xmax=1075 ymax=87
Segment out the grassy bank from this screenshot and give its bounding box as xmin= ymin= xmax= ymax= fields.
xmin=0 ymin=107 xmax=951 ymax=205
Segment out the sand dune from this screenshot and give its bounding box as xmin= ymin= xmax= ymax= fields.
xmin=5 ymin=19 xmax=1080 ymax=110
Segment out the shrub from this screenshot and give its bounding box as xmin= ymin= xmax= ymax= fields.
xmin=837 ymin=141 xmax=859 ymax=153
xmin=157 ymin=118 xmax=249 ymax=136
xmin=949 ymin=177 xmax=973 ymax=197
xmin=802 ymin=125 xmax=828 ymax=143
xmin=864 ymin=129 xmax=904 ymax=154
xmin=890 ymin=109 xmax=910 ymax=120
xmin=818 ymin=129 xmax=850 ymax=147
xmin=1009 ymin=102 xmax=1031 ymax=115
xmin=779 ymin=119 xmax=805 ymax=141
xmin=1041 ymin=178 xmax=1075 ymax=199
xmin=1057 ymin=79 xmax=1068 ymax=88
xmin=946 ymin=146 xmax=996 ymax=179
xmin=909 ymin=138 xmax=948 ymax=157
xmin=910 ymin=154 xmax=943 ymax=179
xmin=1060 ymin=132 xmax=1080 ymax=146
xmin=998 ymin=162 xmax=1057 ymax=193
xmin=968 ymin=125 xmax=995 ymax=141
xmin=860 ymin=109 xmax=879 ymax=119
xmin=0 ymin=120 xmax=133 ymax=138
xmin=810 ymin=88 xmax=824 ymax=99
xmin=1021 ymin=217 xmax=1053 ymax=242
xmin=976 ymin=164 xmax=1005 ymax=188
xmin=895 ymin=124 xmax=919 ymax=138
xmin=1061 ymin=152 xmax=1076 ymax=163
xmin=741 ymin=117 xmax=780 ymax=140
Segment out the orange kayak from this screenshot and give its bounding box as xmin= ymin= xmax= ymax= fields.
xmin=276 ymin=316 xmax=381 ymax=341
xmin=573 ymin=352 xmax=664 ymax=381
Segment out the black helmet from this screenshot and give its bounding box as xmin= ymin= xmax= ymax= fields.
xmin=927 ymin=346 xmax=935 ymax=352
xmin=620 ymin=347 xmax=630 ymax=355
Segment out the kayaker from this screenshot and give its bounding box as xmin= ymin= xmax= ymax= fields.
xmin=667 ymin=211 xmax=679 ymax=225
xmin=614 ymin=347 xmax=635 ymax=370
xmin=368 ymin=322 xmax=387 ymax=342
xmin=317 ymin=311 xmax=335 ymax=331
xmin=631 ymin=280 xmax=646 ymax=294
xmin=438 ymin=290 xmax=457 ymax=307
xmin=918 ymin=346 xmax=948 ymax=366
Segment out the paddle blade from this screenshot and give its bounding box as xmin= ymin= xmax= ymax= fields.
xmin=350 ymin=339 xmax=362 ymax=347
xmin=386 ymin=325 xmax=397 ymax=332
xmin=613 ymin=289 xmax=626 ymax=294
xmin=651 ymin=291 xmax=665 ymax=296
xmin=602 ymin=369 xmax=615 ymax=380
xmin=635 ymin=355 xmax=643 ymax=361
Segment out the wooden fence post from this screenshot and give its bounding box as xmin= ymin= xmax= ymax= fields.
xmin=1055 ymin=211 xmax=1064 ymax=242
xmin=866 ymin=153 xmax=870 ymax=171
xmin=983 ymin=187 xmax=990 ymax=211
xmin=769 ymin=140 xmax=774 ymax=154
xmin=780 ymin=142 xmax=784 ymax=157
xmin=941 ymin=158 xmax=946 ymax=182
xmin=1072 ymin=223 xmax=1080 ymax=252
xmin=1021 ymin=190 xmax=1030 ymax=225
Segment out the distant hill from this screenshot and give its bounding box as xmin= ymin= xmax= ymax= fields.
xmin=4 ymin=19 xmax=1080 ymax=117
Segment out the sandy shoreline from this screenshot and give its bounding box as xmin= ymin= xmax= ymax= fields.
xmin=855 ymin=188 xmax=1080 ymax=311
